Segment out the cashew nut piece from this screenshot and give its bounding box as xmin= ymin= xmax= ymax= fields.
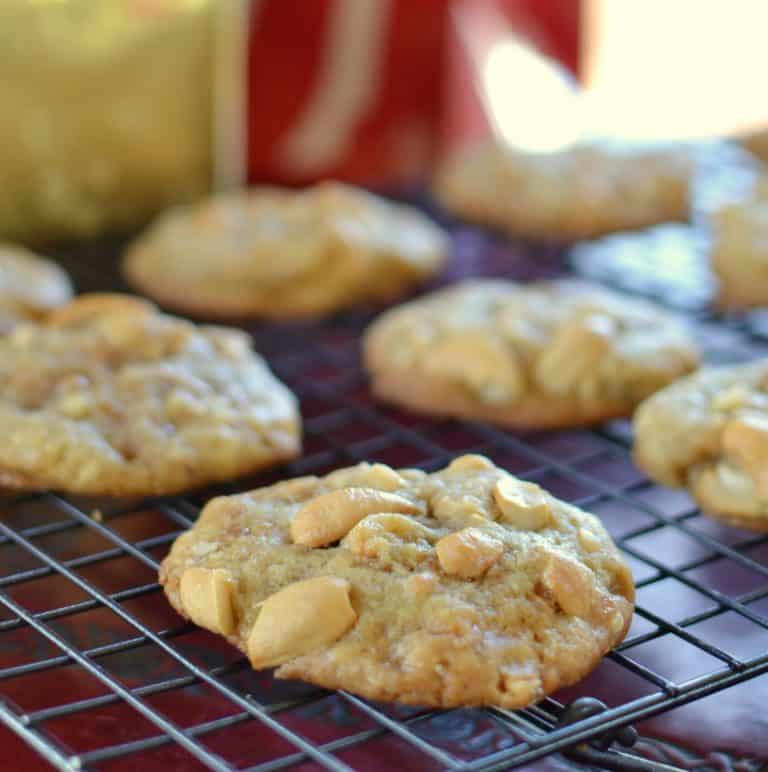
xmin=535 ymin=312 xmax=616 ymax=397
xmin=446 ymin=454 xmax=495 ymax=473
xmin=711 ymin=385 xmax=751 ymax=412
xmin=577 ymin=527 xmax=602 ymax=553
xmin=56 ymin=392 xmax=91 ymax=419
xmin=421 ymin=332 xmax=523 ymax=404
xmin=247 ymin=576 xmax=356 ymax=668
xmin=435 ymin=527 xmax=504 ymax=578
xmin=493 ymin=477 xmax=552 ymax=530
xmin=341 ymin=513 xmax=433 ymax=559
xmin=291 ymin=487 xmax=421 ymax=547
xmin=540 ymin=549 xmax=595 ymax=618
xmin=325 ymin=462 xmax=406 ymax=492
xmin=179 ymin=567 xmax=237 ymax=635
xmin=46 ymin=293 xmax=155 ymax=327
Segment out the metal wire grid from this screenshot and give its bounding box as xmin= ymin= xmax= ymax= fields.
xmin=1 ymin=227 xmax=768 ymax=770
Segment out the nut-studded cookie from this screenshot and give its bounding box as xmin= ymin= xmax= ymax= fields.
xmin=122 ymin=182 xmax=448 ymax=319
xmin=634 ymin=360 xmax=768 ymax=530
xmin=0 ymin=294 xmax=300 ymax=496
xmin=363 ymin=279 xmax=699 ymax=430
xmin=160 ymin=455 xmax=634 ymax=708
xmin=434 ymin=141 xmax=691 ymax=241
xmin=0 ymin=244 xmax=73 ymax=332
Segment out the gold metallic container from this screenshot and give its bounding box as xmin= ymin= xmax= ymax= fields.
xmin=0 ymin=0 xmax=214 ymax=243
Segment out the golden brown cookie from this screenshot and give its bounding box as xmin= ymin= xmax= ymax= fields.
xmin=0 ymin=244 xmax=72 ymax=332
xmin=0 ymin=293 xmax=300 ymax=496
xmin=160 ymin=455 xmax=634 ymax=708
xmin=434 ymin=141 xmax=692 ymax=241
xmin=363 ymin=279 xmax=699 ymax=430
xmin=634 ymin=360 xmax=768 ymax=530
xmin=122 ymin=182 xmax=448 ymax=319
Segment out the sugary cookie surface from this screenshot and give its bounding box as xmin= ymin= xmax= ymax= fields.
xmin=363 ymin=279 xmax=699 ymax=429
xmin=0 ymin=244 xmax=73 ymax=332
xmin=160 ymin=455 xmax=634 ymax=708
xmin=634 ymin=360 xmax=768 ymax=529
xmin=123 ymin=182 xmax=448 ymax=318
xmin=0 ymin=294 xmax=300 ymax=495
xmin=434 ymin=142 xmax=691 ymax=241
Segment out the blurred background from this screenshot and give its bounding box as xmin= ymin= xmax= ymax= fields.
xmin=3 ymin=0 xmax=767 ymax=245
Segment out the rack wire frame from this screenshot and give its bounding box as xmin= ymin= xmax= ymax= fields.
xmin=2 ymin=223 xmax=768 ymax=770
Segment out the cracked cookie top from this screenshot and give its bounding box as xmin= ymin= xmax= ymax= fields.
xmin=0 ymin=244 xmax=72 ymax=332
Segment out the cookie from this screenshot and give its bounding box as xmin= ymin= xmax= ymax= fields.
xmin=363 ymin=279 xmax=699 ymax=430
xmin=0 ymin=244 xmax=73 ymax=332
xmin=0 ymin=293 xmax=300 ymax=496
xmin=710 ymin=191 xmax=768 ymax=309
xmin=160 ymin=455 xmax=634 ymax=708
xmin=634 ymin=361 xmax=768 ymax=530
xmin=122 ymin=182 xmax=448 ymax=319
xmin=434 ymin=141 xmax=691 ymax=241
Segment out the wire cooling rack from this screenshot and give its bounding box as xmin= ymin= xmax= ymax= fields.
xmin=2 ymin=218 xmax=768 ymax=771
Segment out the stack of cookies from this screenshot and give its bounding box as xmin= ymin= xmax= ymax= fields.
xmin=7 ymin=158 xmax=767 ymax=710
